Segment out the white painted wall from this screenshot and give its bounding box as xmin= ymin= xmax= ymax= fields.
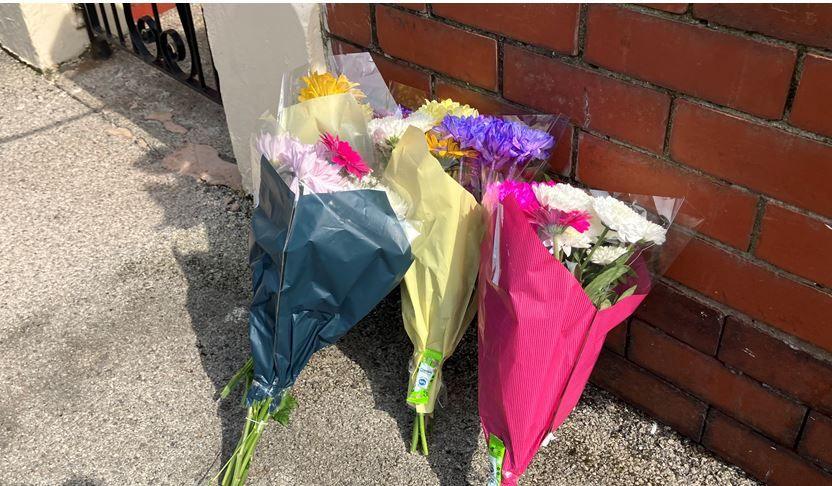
xmin=0 ymin=3 xmax=88 ymax=70
xmin=203 ymin=4 xmax=326 ymax=194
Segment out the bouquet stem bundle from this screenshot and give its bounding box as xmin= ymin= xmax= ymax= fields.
xmin=376 ymin=127 xmax=485 ymax=457
xmin=476 ymin=182 xmax=696 ymax=484
xmin=220 ymin=52 xmax=417 ymax=484
xmin=215 ymin=358 xmax=297 ymax=486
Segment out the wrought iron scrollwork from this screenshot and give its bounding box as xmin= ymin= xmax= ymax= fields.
xmin=79 ymin=3 xmax=221 ymax=104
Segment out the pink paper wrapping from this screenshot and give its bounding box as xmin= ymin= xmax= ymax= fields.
xmin=478 ymin=195 xmax=652 ymax=485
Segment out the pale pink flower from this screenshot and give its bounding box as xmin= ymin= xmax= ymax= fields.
xmin=256 ymin=132 xmax=345 ymax=195
xmin=320 ymin=133 xmax=372 ymax=179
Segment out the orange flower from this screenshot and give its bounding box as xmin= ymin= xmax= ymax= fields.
xmin=425 ymin=132 xmax=478 ymax=159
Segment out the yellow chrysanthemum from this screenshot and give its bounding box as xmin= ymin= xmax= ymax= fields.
xmin=298 ymin=71 xmax=367 ymax=103
xmin=414 ymin=99 xmax=479 ymax=125
xmin=426 ymin=131 xmax=478 ymax=159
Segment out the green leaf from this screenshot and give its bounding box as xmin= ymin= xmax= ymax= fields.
xmin=271 ymin=392 xmax=298 ymax=426
xmin=585 ymin=264 xmax=631 ymax=307
xmin=617 ymin=284 xmax=638 ymax=303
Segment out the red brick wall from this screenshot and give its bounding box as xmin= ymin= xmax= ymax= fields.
xmin=324 ymin=4 xmax=832 ymax=482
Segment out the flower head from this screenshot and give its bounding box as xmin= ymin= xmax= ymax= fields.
xmin=426 ymin=131 xmax=478 ymax=159
xmin=640 ymin=219 xmax=668 ymax=245
xmin=298 ymin=71 xmax=366 ymax=103
xmin=319 ymin=133 xmax=372 ymax=179
xmin=256 ymin=132 xmax=344 ymax=195
xmin=593 ymin=196 xmax=667 ymax=245
xmin=535 ymin=208 xmax=590 ymax=233
xmin=414 ymin=99 xmax=479 ymax=125
xmin=531 ymin=206 xmax=594 ymax=257
xmin=536 ymin=225 xmax=592 ymax=257
xmin=589 ymin=245 xmax=630 ymax=265
xmin=367 ymin=112 xmax=433 ymax=145
xmin=491 ymin=180 xmax=540 ymax=214
xmin=532 ymin=182 xmax=594 ymax=213
xmin=256 ymin=132 xmax=290 ymax=163
xmin=439 ymin=115 xmax=555 ymax=176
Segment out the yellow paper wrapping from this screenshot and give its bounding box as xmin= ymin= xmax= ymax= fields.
xmin=383 ymin=127 xmax=485 ymax=415
xmin=279 ymin=93 xmax=376 ymax=166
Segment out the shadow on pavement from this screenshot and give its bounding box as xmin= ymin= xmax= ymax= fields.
xmin=55 ymin=53 xmax=252 ymax=480
xmin=141 ymin=171 xmax=252 ymax=474
xmin=337 ymin=291 xmax=482 ymax=486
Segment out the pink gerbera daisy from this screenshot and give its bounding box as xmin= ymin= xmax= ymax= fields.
xmin=531 ymin=207 xmax=592 ymax=234
xmin=319 ymin=133 xmax=372 ymax=179
xmin=497 ymin=180 xmax=540 ymax=214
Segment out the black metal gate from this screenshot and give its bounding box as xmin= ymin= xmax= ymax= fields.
xmin=78 ymin=3 xmax=221 ymax=104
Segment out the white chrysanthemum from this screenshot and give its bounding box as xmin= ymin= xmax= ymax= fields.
xmin=641 ymin=220 xmax=667 ymax=245
xmin=592 ymin=197 xmax=668 ymax=245
xmin=548 ymin=227 xmax=593 ymax=257
xmin=380 ymin=185 xmax=409 ymax=220
xmin=533 ymin=183 xmax=593 ymax=212
xmin=593 ymin=196 xmax=653 ymax=244
xmin=367 ymin=112 xmax=433 ymax=145
xmin=589 ymin=245 xmax=629 ymax=265
xmin=377 ymin=183 xmax=421 ymax=244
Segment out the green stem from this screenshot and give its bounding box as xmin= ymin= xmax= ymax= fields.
xmin=218 ymin=398 xmax=272 ymax=486
xmin=578 ymin=227 xmax=610 ymax=283
xmin=419 ymin=413 xmax=429 ymax=456
xmin=220 ymin=357 xmax=254 ymax=399
xmin=410 ymin=414 xmax=419 ymax=453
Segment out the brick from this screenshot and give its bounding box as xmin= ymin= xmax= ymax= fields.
xmin=395 ymin=3 xmax=425 ymax=12
xmin=591 ymin=350 xmax=707 ymax=440
xmin=585 ymin=6 xmax=796 ymax=118
xmin=668 ymin=238 xmax=832 ymax=353
xmin=629 ymin=321 xmax=806 ymax=445
xmin=635 ymin=283 xmax=723 ymax=355
xmin=376 ymin=6 xmax=498 ymax=89
xmin=329 ymin=38 xmax=362 ymax=55
xmin=639 ymin=4 xmax=688 ymax=14
xmin=790 ymin=53 xmax=832 ymax=138
xmin=434 ymin=81 xmax=522 ymax=115
xmin=719 ymin=317 xmax=832 ymax=415
xmin=548 ymin=124 xmax=573 ymax=176
xmin=799 ymin=412 xmax=832 ymax=470
xmin=326 ymin=4 xmax=372 ymax=47
xmin=694 ymin=4 xmax=832 ymax=50
xmin=504 ymin=45 xmax=670 ymax=153
xmin=371 ymin=55 xmax=431 ymax=94
xmin=432 ymin=4 xmax=580 ymax=54
xmin=604 ymin=320 xmax=628 ymax=355
xmin=704 ymin=411 xmax=831 ymax=485
xmin=755 ymin=203 xmax=832 ymax=288
xmin=576 ymin=133 xmax=758 ymax=249
xmin=670 ymin=100 xmax=832 ymax=217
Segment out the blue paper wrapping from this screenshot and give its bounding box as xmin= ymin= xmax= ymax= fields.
xmin=247 ymin=156 xmax=413 ymax=406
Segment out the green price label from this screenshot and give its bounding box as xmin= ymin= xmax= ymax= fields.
xmin=488 ymin=434 xmax=506 ymax=486
xmin=406 ymin=348 xmax=443 ymax=405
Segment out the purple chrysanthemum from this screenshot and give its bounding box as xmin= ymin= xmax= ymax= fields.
xmin=440 ymin=115 xmax=555 ymax=173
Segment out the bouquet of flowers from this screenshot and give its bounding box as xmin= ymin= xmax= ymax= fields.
xmin=365 ymin=92 xmax=487 ymax=455
xmin=475 ymin=175 xmax=698 ymax=482
xmin=217 ymin=53 xmax=421 ymax=485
